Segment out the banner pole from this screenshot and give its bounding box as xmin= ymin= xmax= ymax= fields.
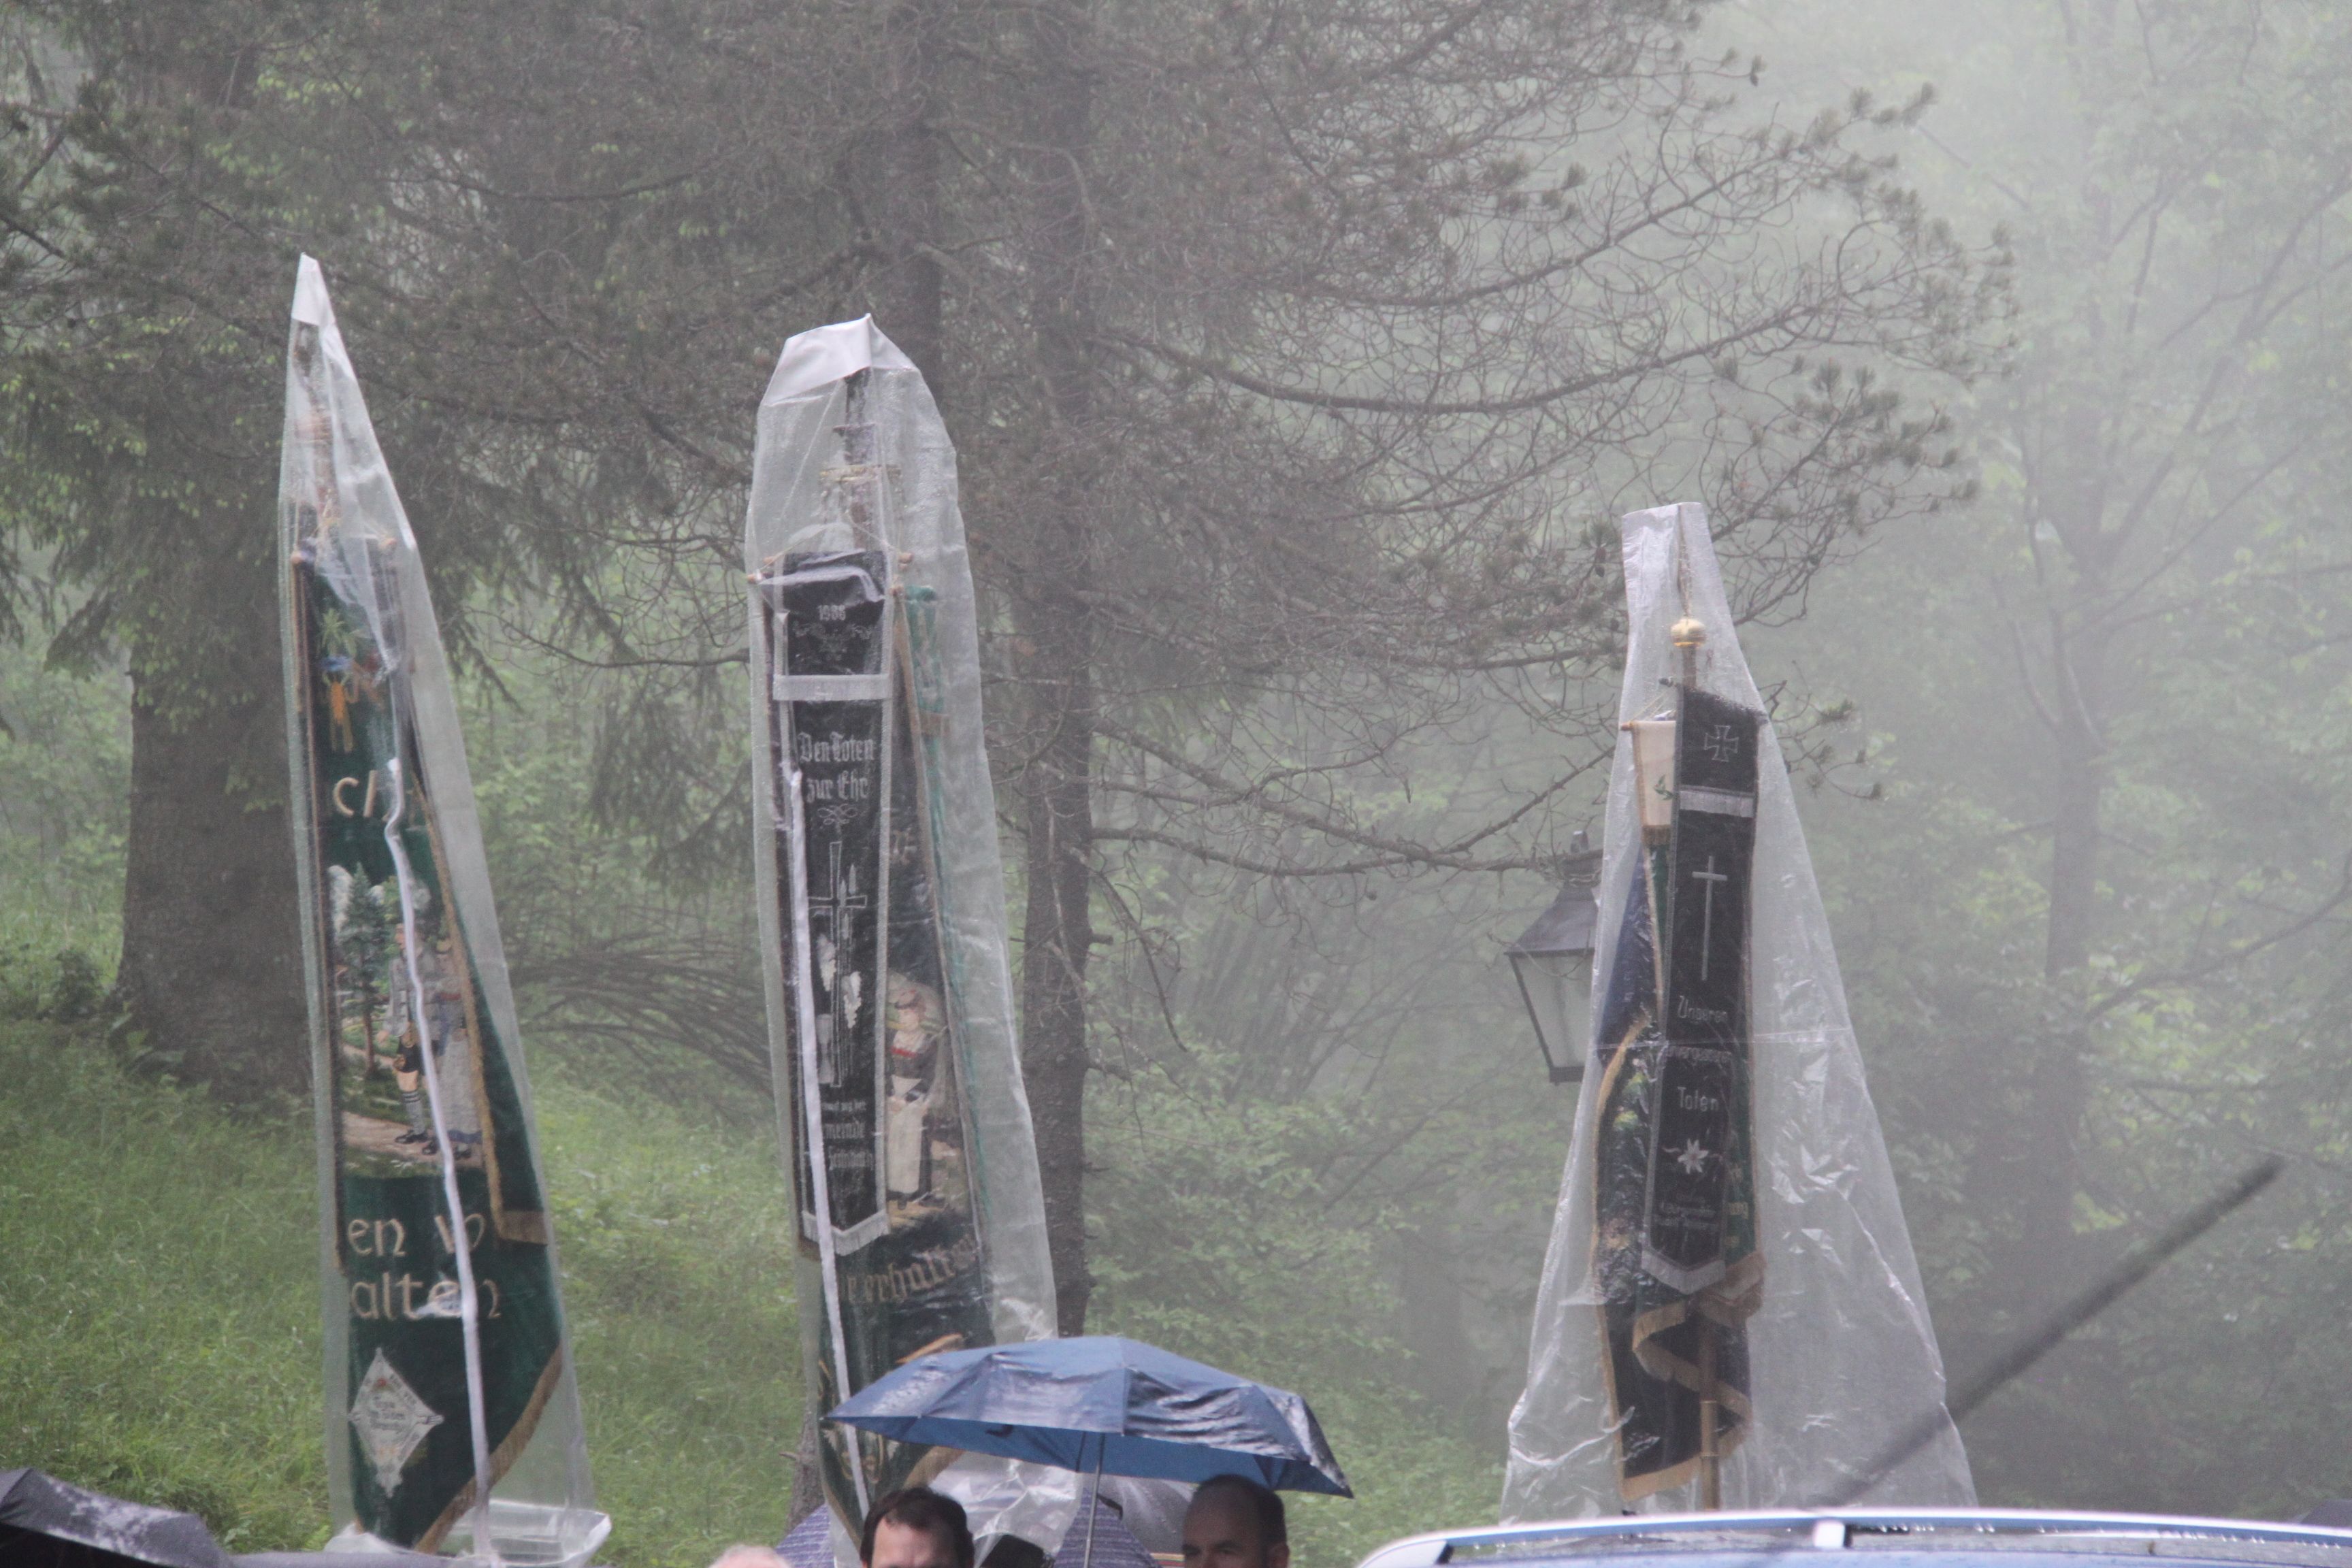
xmin=1081 ymin=1433 xmax=1102 ymax=1568
xmin=1698 ymin=1316 xmax=1720 ymax=1510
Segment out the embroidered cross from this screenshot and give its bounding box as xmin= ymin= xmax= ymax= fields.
xmin=811 ymin=840 xmax=869 ymax=1086
xmin=811 ymin=840 xmax=868 ymax=934
xmin=1690 ymin=855 xmax=1729 ymax=981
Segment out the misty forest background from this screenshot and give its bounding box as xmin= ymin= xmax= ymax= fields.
xmin=3 ymin=0 xmax=2352 ymax=1564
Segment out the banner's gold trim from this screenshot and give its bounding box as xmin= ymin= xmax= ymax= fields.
xmin=421 ymin=802 xmax=511 ymax=1241
xmin=1629 ymin=1253 xmax=1763 ymax=1407
xmin=1588 ymin=1032 xmax=1648 ymax=1502
xmin=417 ymin=1346 xmax=568 ymax=1552
xmin=1613 ymin=1402 xmax=1754 ymax=1505
xmin=1591 ymin=1002 xmax=1765 ymax=1503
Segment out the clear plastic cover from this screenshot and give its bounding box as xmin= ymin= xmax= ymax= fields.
xmin=278 ymin=257 xmax=603 ymax=1564
xmin=1501 ymin=503 xmax=1974 ymax=1517
xmin=745 ymin=318 xmax=1074 ymax=1561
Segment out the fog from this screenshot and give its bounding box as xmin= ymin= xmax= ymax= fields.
xmin=1 ymin=0 xmax=2349 ymax=1561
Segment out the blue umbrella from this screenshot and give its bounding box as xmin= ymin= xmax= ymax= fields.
xmin=828 ymin=1335 xmax=1352 ymax=1497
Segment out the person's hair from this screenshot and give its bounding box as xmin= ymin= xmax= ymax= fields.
xmin=709 ymin=1548 xmax=788 ymax=1568
xmin=1192 ymin=1475 xmax=1287 ymax=1548
xmin=860 ymin=1486 xmax=975 ymax=1568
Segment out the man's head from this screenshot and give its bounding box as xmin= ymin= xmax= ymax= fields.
xmin=709 ymin=1548 xmax=788 ymax=1568
xmin=1182 ymin=1476 xmax=1288 ymax=1568
xmin=860 ymin=1487 xmax=975 ymax=1568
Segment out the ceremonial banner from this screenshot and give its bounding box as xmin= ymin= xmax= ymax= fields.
xmin=279 ymin=258 xmax=604 ymax=1564
xmin=1589 ymin=687 xmax=1763 ymax=1500
xmin=746 ymin=319 xmax=1068 ymax=1561
xmin=1504 ymin=503 xmax=1974 ymax=1514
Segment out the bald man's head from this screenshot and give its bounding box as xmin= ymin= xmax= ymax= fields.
xmin=1182 ymin=1478 xmax=1288 ymax=1568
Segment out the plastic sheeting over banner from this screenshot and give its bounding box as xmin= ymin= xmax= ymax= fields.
xmin=745 ymin=318 xmax=1073 ymax=1563
xmin=278 ymin=257 xmax=605 ymax=1566
xmin=1502 ymin=503 xmax=1974 ymax=1517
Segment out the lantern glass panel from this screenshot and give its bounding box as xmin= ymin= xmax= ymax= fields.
xmin=1512 ymin=944 xmax=1595 ymax=1083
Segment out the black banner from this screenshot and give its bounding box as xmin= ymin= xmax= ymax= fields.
xmin=1644 ymin=687 xmax=1759 ymax=1290
xmin=1590 ymin=686 xmax=1763 ymax=1501
xmin=760 ymin=535 xmax=993 ymax=1519
xmin=768 ymin=553 xmax=894 ymax=1245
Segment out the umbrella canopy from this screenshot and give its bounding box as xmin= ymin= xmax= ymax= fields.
xmin=0 ymin=1470 xmax=233 ymax=1568
xmin=828 ymin=1336 xmax=1352 ymax=1497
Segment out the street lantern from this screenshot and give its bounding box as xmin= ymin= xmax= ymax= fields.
xmin=1507 ymin=836 xmax=1603 ymax=1085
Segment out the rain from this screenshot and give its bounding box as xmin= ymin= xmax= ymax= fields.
xmin=1 ymin=2 xmax=2349 ymax=1566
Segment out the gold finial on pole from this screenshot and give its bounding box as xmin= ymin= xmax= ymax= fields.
xmin=1670 ymin=616 xmax=1706 ymax=690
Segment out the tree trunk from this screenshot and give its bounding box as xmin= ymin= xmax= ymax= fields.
xmin=1016 ymin=0 xmax=1100 ymax=1337
xmin=869 ymin=0 xmax=946 ymax=391
xmin=2017 ymin=612 xmax=2108 ymax=1304
xmin=1020 ymin=659 xmax=1096 ymax=1335
xmin=50 ymin=0 xmax=310 ymax=1109
xmin=2004 ymin=380 xmax=2114 ymax=1313
xmin=116 ymin=637 xmax=308 ymax=1106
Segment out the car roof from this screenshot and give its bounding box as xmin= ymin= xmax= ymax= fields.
xmin=1354 ymin=1510 xmax=2352 ymax=1568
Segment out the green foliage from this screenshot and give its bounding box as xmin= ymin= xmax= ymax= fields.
xmin=1772 ymin=487 xmax=2352 ymax=1512
xmin=0 ymin=1019 xmax=801 ymax=1568
xmin=0 ymin=636 xmax=130 ymax=968
xmin=460 ymin=633 xmax=768 ymax=1117
xmin=1081 ymin=847 xmax=1584 ymax=1562
xmin=1088 ymin=1049 xmax=1508 ymax=1567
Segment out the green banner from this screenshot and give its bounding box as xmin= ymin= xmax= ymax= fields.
xmin=281 ymin=260 xmax=578 ymax=1554
xmin=289 ymin=556 xmax=567 ymax=1549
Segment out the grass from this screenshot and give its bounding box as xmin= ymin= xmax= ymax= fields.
xmin=0 ymin=1013 xmax=1501 ymax=1568
xmin=0 ymin=618 xmax=1501 ymax=1568
xmin=537 ymin=1083 xmax=803 ymax=1567
xmin=0 ymin=1019 xmax=802 ymax=1568
xmin=0 ymin=1021 xmax=325 ymax=1552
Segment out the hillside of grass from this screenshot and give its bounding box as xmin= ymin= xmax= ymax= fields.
xmin=0 ymin=1019 xmax=802 ymax=1568
xmin=0 ymin=1011 xmax=1507 ymax=1568
xmin=0 ymin=595 xmax=1505 ymax=1568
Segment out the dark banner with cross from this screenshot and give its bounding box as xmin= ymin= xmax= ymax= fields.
xmin=756 ymin=517 xmax=994 ymax=1524
xmin=1589 ymin=685 xmax=1765 ymax=1502
xmin=764 ymin=551 xmax=894 ymax=1248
